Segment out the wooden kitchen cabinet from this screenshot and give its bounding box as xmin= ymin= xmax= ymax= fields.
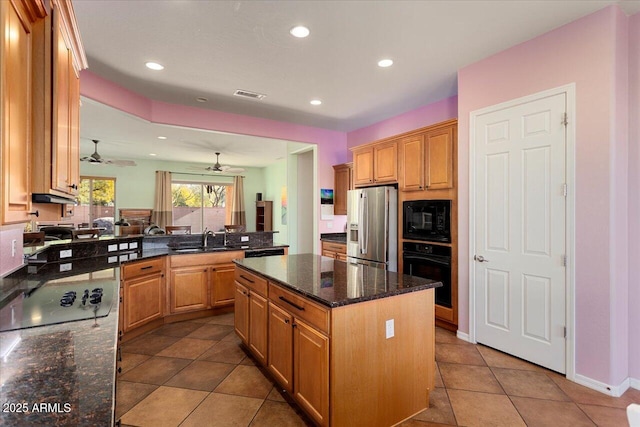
xmin=170 ymin=266 xmax=209 ymax=313
xmin=321 ymin=241 xmax=347 ymax=261
xmin=32 ymin=0 xmax=87 ymax=199
xmin=121 ymin=258 xmax=165 ymax=332
xmin=401 ymin=122 xmax=455 ymax=191
xmin=352 ymin=140 xmax=398 ymax=187
xmin=256 ymin=201 xmax=272 ymax=231
xmin=0 ymin=0 xmax=45 ymax=224
xmin=169 ymin=251 xmax=245 ymax=314
xmin=234 ymin=266 xmax=269 ymax=365
xmin=268 ymin=282 xmax=330 ymax=426
xmin=332 ymin=163 xmax=352 ymax=215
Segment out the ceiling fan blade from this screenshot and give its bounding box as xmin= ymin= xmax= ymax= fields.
xmin=103 ymin=159 xmax=137 ymax=167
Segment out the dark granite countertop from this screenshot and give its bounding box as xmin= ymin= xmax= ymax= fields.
xmin=0 ymin=265 xmax=120 ymax=427
xmin=320 ymin=232 xmax=347 ymax=243
xmin=234 ymin=254 xmax=441 ymax=308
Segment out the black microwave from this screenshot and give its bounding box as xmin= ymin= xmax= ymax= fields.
xmin=403 ymin=200 xmax=451 ymax=243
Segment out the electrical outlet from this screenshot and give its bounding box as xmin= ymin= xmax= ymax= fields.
xmin=108 ymin=244 xmax=118 ymax=252
xmin=385 ymin=319 xmax=395 ymax=339
xmin=241 ymin=236 xmax=249 ymax=242
xmin=59 ymin=263 xmax=72 ymax=272
xmin=119 ymin=243 xmax=128 ymax=250
xmin=60 ymin=249 xmax=72 ymax=259
xmin=327 ymin=221 xmax=333 ymax=229
xmin=11 ymin=239 xmax=17 ymax=257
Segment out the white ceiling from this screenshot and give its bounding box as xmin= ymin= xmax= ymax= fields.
xmin=74 ymin=0 xmax=640 ymax=167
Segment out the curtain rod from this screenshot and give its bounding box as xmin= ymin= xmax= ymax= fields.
xmin=166 ymin=171 xmax=245 ymax=178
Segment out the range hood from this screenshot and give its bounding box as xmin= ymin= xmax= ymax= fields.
xmin=31 ymin=193 xmax=77 ymax=205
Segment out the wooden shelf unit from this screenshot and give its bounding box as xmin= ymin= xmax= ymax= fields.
xmin=256 ymin=201 xmax=273 ymax=231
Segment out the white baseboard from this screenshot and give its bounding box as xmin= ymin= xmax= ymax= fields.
xmin=456 ymin=330 xmax=472 ymax=343
xmin=573 ymin=374 xmax=631 ymax=397
xmin=631 ymin=377 xmax=640 ymax=391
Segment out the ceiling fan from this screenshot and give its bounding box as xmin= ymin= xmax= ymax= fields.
xmin=80 ymin=139 xmax=137 ymax=167
xmin=202 ymin=152 xmax=245 ymax=174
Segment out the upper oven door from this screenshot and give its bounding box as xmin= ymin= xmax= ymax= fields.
xmin=403 ymin=200 xmax=451 ymax=242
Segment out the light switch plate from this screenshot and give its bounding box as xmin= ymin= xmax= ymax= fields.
xmin=385 ymin=319 xmax=395 ymax=339
xmin=59 ymin=263 xmax=72 ymax=272
xmin=108 ymin=244 xmax=118 ymax=252
xmin=241 ymin=236 xmax=249 ymax=242
xmin=129 ymin=241 xmax=138 ymax=249
xmin=119 ymin=243 xmax=128 ymax=250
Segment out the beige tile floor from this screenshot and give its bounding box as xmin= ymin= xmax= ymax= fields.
xmin=117 ymin=313 xmax=639 ymax=426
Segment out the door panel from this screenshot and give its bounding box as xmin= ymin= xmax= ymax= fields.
xmin=474 ymin=92 xmax=566 ymax=373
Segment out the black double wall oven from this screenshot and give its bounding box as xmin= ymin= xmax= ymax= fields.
xmin=402 ymin=200 xmax=452 ymax=309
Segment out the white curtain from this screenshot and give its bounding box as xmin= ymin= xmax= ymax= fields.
xmin=230 ymin=176 xmax=246 ymax=226
xmin=152 ymin=171 xmax=172 ymax=228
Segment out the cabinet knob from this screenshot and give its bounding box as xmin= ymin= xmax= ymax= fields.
xmin=68 ymin=184 xmax=78 ymax=190
xmin=285 ymin=319 xmax=289 ymax=324
xmin=29 ymin=210 xmax=39 ymax=217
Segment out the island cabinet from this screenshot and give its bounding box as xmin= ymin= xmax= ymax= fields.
xmin=234 ymin=255 xmax=438 ymax=427
xmin=31 ymin=0 xmax=87 ymax=199
xmin=352 ymin=140 xmax=398 ymax=187
xmin=0 ymin=0 xmax=46 ymax=224
xmin=234 ymin=267 xmax=268 ymax=365
xmin=121 ymin=257 xmax=165 ymax=332
xmin=400 ymin=120 xmax=456 ymax=192
xmin=169 ymin=250 xmax=245 ymax=314
xmin=268 ymin=283 xmax=330 ymax=425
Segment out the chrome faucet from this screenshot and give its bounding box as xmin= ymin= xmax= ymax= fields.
xmin=202 ymin=228 xmax=214 ymax=247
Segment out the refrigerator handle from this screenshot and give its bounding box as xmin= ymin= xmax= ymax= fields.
xmin=358 ymin=194 xmax=364 ymax=254
xmin=362 ymin=193 xmax=368 ymax=254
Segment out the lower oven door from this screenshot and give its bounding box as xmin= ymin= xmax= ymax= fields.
xmin=403 ymin=253 xmax=452 ymax=308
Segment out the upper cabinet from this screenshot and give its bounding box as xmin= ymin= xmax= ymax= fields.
xmin=0 ymin=0 xmax=46 ymax=224
xmin=332 ymin=163 xmax=352 ymax=215
xmin=352 ymin=140 xmax=398 ymax=187
xmin=32 ymin=0 xmax=87 ymax=199
xmin=400 ymin=120 xmax=456 ymax=192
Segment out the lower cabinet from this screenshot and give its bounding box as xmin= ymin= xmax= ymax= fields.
xmin=234 ymin=267 xmax=268 ymax=366
xmin=121 ymin=258 xmax=165 ymax=332
xmin=211 ymin=263 xmax=236 ymax=307
xmin=170 ymin=266 xmax=209 ymax=313
xmin=321 ymin=240 xmax=347 ymax=261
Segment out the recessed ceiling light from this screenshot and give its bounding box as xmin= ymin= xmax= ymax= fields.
xmin=196 ymin=97 xmax=208 ymax=103
xmin=149 ymin=153 xmax=157 ymax=156
xmin=377 ymin=59 xmax=393 ymax=68
xmin=310 ymin=99 xmax=322 ymax=106
xmin=157 ymin=136 xmax=167 ymax=140
xmin=290 ymin=26 xmax=310 ymax=38
xmin=145 ymin=62 xmax=164 ymax=71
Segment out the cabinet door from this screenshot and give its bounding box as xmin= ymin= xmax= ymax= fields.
xmin=249 ymin=292 xmax=268 ymax=366
xmin=333 ymin=163 xmax=352 ymax=215
xmin=123 ymin=273 xmax=164 ymax=332
xmin=401 ymin=135 xmax=426 ymax=191
xmin=52 ymin=7 xmax=71 ymax=194
xmin=353 ymin=147 xmax=374 ymax=186
xmin=67 ymin=63 xmax=80 ymax=195
xmin=170 ymin=266 xmax=209 ymax=313
xmin=294 ymin=319 xmax=329 ymax=426
xmin=425 ymin=126 xmax=454 ymax=190
xmin=211 ymin=263 xmax=236 ymax=307
xmin=373 ymin=141 xmax=398 ymax=184
xmin=0 ymin=0 xmax=33 ymax=224
xmin=268 ymin=302 xmax=293 ymax=393
xmin=234 ymin=282 xmax=249 ymax=344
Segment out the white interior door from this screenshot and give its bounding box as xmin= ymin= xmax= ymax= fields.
xmin=473 ymin=92 xmax=567 ymax=373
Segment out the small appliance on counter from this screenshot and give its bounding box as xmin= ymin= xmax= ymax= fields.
xmin=346 ymin=186 xmax=397 ymax=271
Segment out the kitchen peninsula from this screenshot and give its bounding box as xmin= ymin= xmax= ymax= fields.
xmin=234 ymin=254 xmax=442 ymax=427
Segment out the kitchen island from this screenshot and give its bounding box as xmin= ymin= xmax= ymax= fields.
xmin=234 ymin=254 xmax=442 ymax=427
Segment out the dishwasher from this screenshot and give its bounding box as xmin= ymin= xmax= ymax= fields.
xmin=244 ymin=247 xmax=286 ymax=258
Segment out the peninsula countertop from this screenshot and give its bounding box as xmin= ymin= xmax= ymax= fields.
xmin=234 ymin=253 xmax=441 ymax=308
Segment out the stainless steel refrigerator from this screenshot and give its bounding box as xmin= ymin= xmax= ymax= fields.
xmin=346 ymin=186 xmax=397 ymax=271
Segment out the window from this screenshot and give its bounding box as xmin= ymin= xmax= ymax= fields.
xmin=171 ymin=182 xmax=232 ymax=233
xmin=77 ymin=177 xmax=116 ymax=235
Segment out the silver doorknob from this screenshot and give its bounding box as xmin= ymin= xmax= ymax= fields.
xmin=474 ymin=255 xmax=489 ymax=262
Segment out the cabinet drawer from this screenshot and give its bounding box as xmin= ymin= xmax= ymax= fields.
xmin=321 ymin=241 xmax=346 ymax=254
xmin=269 ymin=283 xmax=330 ymax=335
xmin=235 ymin=267 xmax=268 ymax=297
xmin=122 ymin=258 xmax=164 ymax=280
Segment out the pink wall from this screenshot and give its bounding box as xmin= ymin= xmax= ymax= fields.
xmin=629 ymin=12 xmax=640 ymax=382
xmin=347 ymin=96 xmax=458 ymax=151
xmin=80 ymin=72 xmax=347 ymax=239
xmin=0 ymin=226 xmax=25 ymax=276
xmin=458 ymin=6 xmax=630 ymax=386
